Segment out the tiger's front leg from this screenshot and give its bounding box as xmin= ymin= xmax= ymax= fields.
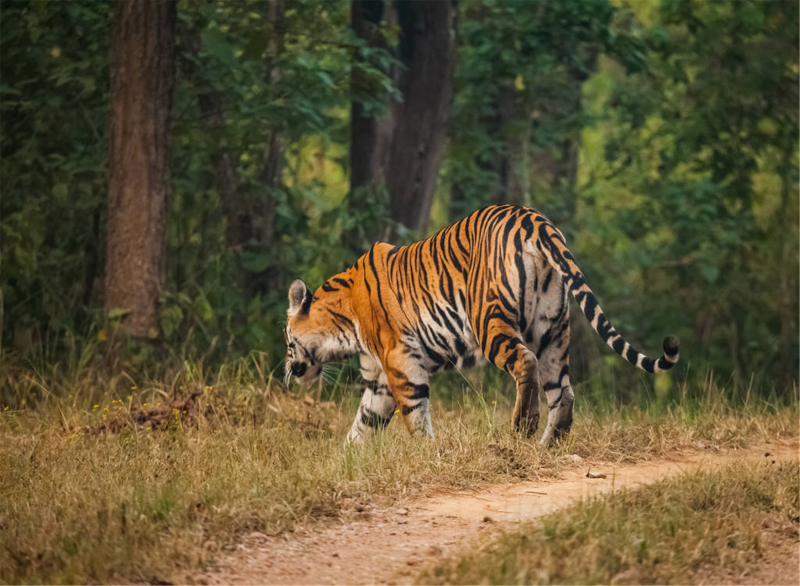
xmin=383 ymin=350 xmax=434 ymax=439
xmin=345 ymin=354 xmax=397 ymax=444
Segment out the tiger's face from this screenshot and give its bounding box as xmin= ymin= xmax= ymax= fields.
xmin=284 ymin=278 xmax=357 ymax=386
xmin=284 ymin=280 xmax=325 ymax=386
xmin=284 ymin=326 xmax=324 ymax=386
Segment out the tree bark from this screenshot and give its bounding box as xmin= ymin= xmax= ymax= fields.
xmin=349 ymin=0 xmax=457 ymax=240
xmin=198 ymin=86 xmax=248 ymax=251
xmin=104 ymin=0 xmax=175 ymax=338
xmin=257 ymin=0 xmax=286 ymax=263
xmin=385 ymin=0 xmax=457 ymax=235
xmin=350 ymin=0 xmax=395 ymax=191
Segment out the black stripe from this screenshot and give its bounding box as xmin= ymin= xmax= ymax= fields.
xmin=401 ymin=403 xmax=423 ymax=416
xmin=542 ymin=269 xmax=553 ymax=293
xmin=368 ymin=247 xmax=393 ymax=325
xmin=327 ymin=309 xmax=354 ymax=330
xmin=407 ymin=384 xmax=429 ymax=401
xmin=361 ymin=408 xmax=392 ymax=428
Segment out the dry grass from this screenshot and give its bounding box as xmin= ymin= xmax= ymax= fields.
xmin=420 ymin=459 xmax=800 ymax=585
xmin=0 ymin=359 xmax=797 ymax=583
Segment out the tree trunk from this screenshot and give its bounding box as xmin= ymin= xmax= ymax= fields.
xmin=197 ymin=86 xmax=248 ymax=252
xmin=177 ymin=27 xmax=247 ymax=252
xmin=104 ymin=0 xmax=175 ymax=338
xmin=385 ymin=0 xmax=457 ymax=236
xmin=548 ymin=49 xmax=598 ymax=232
xmin=250 ymin=0 xmax=287 ymax=294
xmin=349 ymin=0 xmax=457 ymax=239
xmin=257 ymin=0 xmax=286 ymax=259
xmin=777 ymin=144 xmax=797 ymax=391
xmin=350 ymin=0 xmax=393 ymax=190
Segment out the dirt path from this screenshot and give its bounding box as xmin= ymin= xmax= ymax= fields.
xmin=195 ymin=439 xmax=799 ymax=586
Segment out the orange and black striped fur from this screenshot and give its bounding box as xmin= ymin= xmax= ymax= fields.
xmin=285 ymin=205 xmax=679 ymax=445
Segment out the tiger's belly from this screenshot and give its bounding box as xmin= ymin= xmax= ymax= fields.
xmin=406 ymin=304 xmax=485 ymax=372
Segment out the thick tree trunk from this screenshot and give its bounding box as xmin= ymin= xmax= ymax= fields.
xmin=385 ymin=0 xmax=457 ymax=235
xmin=488 ymin=81 xmax=521 ymax=206
xmin=350 ymin=0 xmax=395 ymax=191
xmin=104 ymin=0 xmax=175 ymax=338
xmin=349 ymin=0 xmax=456 ymax=239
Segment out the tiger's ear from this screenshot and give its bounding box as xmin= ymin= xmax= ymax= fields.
xmin=288 ymin=279 xmax=311 ymax=316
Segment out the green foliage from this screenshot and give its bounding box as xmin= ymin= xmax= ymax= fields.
xmin=1 ymin=0 xmax=396 ymax=366
xmin=575 ymin=0 xmax=799 ymax=381
xmin=0 ymin=0 xmax=796 ymax=393
xmin=1 ymin=1 xmax=110 ymax=350
xmin=446 ymin=0 xmax=646 ymax=222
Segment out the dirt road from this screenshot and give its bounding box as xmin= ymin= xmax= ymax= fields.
xmin=195 ymin=439 xmax=799 ymax=585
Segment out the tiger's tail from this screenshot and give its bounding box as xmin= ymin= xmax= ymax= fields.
xmin=537 ymin=220 xmax=679 ymax=373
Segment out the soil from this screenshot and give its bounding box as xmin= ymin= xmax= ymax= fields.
xmin=192 ymin=439 xmax=799 ymax=586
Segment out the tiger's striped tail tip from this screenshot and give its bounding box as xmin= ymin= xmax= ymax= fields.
xmin=659 ymin=336 xmax=680 ymax=370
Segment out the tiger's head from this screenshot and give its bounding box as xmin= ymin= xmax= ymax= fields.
xmin=284 ymin=277 xmax=358 ymax=386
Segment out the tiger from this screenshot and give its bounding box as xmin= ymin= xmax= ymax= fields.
xmin=284 ymin=204 xmax=679 ymax=445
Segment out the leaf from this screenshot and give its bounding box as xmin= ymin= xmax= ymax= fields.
xmin=316 ymin=70 xmax=334 ymax=88
xmin=699 ymin=263 xmax=720 ymax=283
xmin=239 ymin=252 xmax=270 ymax=273
xmin=52 ymin=183 xmax=68 ymax=200
xmin=241 ymin=32 xmax=268 ymax=61
xmin=107 ymin=308 xmax=130 ymax=320
xmin=193 ymin=295 xmax=214 ymax=322
xmin=159 ymin=305 xmax=183 ymax=338
xmin=201 ymin=29 xmax=236 ymax=67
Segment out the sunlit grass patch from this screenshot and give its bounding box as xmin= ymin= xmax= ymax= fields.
xmin=0 ymin=358 xmax=796 ymax=583
xmin=420 ymin=459 xmax=800 ymax=585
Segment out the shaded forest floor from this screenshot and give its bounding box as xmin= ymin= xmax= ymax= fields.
xmin=1 ymin=367 xmax=797 ymax=584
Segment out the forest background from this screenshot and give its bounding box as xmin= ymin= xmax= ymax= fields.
xmin=2 ymin=0 xmax=798 ymax=402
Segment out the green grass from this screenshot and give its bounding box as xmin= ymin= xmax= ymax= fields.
xmin=420 ymin=459 xmax=800 ymax=585
xmin=0 ymin=356 xmax=797 ymax=583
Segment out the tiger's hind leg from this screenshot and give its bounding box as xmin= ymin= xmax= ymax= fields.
xmin=484 ymin=327 xmax=541 ymax=437
xmin=345 ymin=354 xmax=397 ymax=444
xmin=538 ymin=320 xmax=575 ymax=446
